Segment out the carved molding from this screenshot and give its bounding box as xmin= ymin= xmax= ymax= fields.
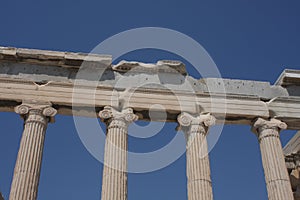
xmin=178 ymin=112 xmax=216 ymax=127
xmin=252 ymin=118 xmax=287 ymax=137
xmin=15 ymin=102 xmax=57 ymax=124
xmin=99 ymin=106 xmax=138 ymax=129
xmin=42 ymin=107 xmax=57 ymax=117
xmin=177 ymin=112 xmax=216 ymax=135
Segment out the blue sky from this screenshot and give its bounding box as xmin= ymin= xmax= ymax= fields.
xmin=0 ymin=0 xmax=300 ymax=199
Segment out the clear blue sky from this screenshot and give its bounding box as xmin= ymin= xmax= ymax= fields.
xmin=0 ymin=0 xmax=300 ymax=199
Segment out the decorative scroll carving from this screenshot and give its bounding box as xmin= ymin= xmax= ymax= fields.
xmin=15 ymin=104 xmax=30 ymax=115
xmin=15 ymin=102 xmax=57 ymax=124
xmin=99 ymin=106 xmax=138 ymax=129
xmin=42 ymin=107 xmax=57 ymax=117
xmin=177 ymin=112 xmax=216 ymax=133
xmin=252 ymin=118 xmax=287 ymax=138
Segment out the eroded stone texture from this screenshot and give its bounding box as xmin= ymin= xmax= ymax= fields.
xmin=178 ymin=112 xmax=215 ymax=200
xmin=99 ymin=106 xmax=138 ymax=200
xmin=9 ymin=103 xmax=56 ymax=200
xmin=289 ymin=167 xmax=300 ymax=200
xmin=253 ymin=118 xmax=293 ymax=200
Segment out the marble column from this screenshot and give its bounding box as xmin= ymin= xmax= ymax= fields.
xmin=99 ymin=106 xmax=138 ymax=200
xmin=9 ymin=103 xmax=57 ymax=200
xmin=252 ymin=118 xmax=293 ymax=200
xmin=177 ymin=112 xmax=216 ymax=200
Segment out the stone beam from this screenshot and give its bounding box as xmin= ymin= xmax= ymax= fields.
xmin=0 ymin=46 xmax=300 ymax=129
xmin=0 ymin=77 xmax=271 ymax=125
xmin=284 ymin=131 xmax=300 ymax=156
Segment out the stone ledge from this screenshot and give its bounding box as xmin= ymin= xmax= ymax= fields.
xmin=276 ymin=69 xmax=300 ymax=86
xmin=0 ymin=46 xmax=112 ymax=68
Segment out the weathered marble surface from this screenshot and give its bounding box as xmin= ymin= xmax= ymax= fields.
xmin=178 ymin=112 xmax=215 ymax=200
xmin=0 ymin=47 xmax=299 ymax=128
xmin=9 ymin=102 xmax=56 ymax=200
xmin=1 ymin=46 xmax=300 ymax=200
xmin=99 ymin=106 xmax=138 ymax=200
xmin=253 ymin=118 xmax=294 ymax=200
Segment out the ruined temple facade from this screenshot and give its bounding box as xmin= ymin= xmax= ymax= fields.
xmin=0 ymin=46 xmax=299 ymax=200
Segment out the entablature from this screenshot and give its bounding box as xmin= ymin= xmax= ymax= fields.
xmin=0 ymin=46 xmax=300 ymax=129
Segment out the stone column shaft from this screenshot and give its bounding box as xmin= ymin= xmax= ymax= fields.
xmin=9 ymin=103 xmax=56 ymax=200
xmin=178 ymin=112 xmax=216 ymax=200
xmin=99 ymin=106 xmax=138 ymax=200
xmin=253 ymin=118 xmax=293 ymax=200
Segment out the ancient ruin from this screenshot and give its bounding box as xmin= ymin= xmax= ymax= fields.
xmin=0 ymin=46 xmax=299 ymax=200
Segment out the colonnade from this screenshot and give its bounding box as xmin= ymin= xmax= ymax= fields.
xmin=8 ymin=103 xmax=294 ymax=200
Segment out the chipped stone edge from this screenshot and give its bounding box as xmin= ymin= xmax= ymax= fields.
xmin=0 ymin=46 xmax=112 ymax=68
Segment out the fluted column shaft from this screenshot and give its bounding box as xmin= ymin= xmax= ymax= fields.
xmin=178 ymin=112 xmax=216 ymax=200
xmin=99 ymin=106 xmax=138 ymax=200
xmin=9 ymin=103 xmax=57 ymax=200
xmin=253 ymin=118 xmax=293 ymax=200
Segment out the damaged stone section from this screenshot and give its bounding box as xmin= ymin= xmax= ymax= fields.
xmin=285 ymin=153 xmax=300 ymax=200
xmin=276 ymin=69 xmax=300 ymax=97
xmin=201 ymin=78 xmax=289 ymax=100
xmin=0 ymin=46 xmax=299 ymax=101
xmin=0 ymin=46 xmax=299 ymax=128
xmin=113 ymin=60 xmax=187 ymax=75
xmin=276 ymin=69 xmax=300 ymax=86
xmin=284 ymin=131 xmax=300 ymax=200
xmin=0 ymin=46 xmax=112 ymax=68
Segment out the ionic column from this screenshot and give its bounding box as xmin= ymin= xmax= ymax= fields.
xmin=99 ymin=106 xmax=138 ymax=200
xmin=177 ymin=112 xmax=216 ymax=200
xmin=9 ymin=102 xmax=57 ymax=200
xmin=252 ymin=118 xmax=293 ymax=200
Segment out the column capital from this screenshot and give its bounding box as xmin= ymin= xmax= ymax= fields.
xmin=15 ymin=102 xmax=57 ymax=123
xmin=252 ymin=118 xmax=287 ymax=136
xmin=99 ymin=106 xmax=138 ymax=128
xmin=177 ymin=112 xmax=216 ymax=137
xmin=177 ymin=112 xmax=216 ymax=128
